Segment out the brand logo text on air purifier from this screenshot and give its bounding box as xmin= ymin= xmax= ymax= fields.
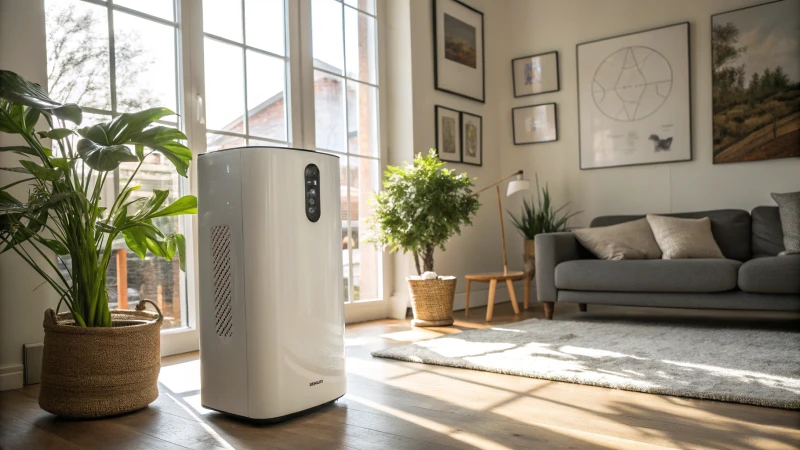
xmin=309 ymin=380 xmax=323 ymax=386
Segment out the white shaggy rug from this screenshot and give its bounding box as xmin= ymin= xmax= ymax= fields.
xmin=371 ymin=318 xmax=800 ymax=409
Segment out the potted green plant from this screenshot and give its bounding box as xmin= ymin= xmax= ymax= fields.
xmin=508 ymin=177 xmax=579 ymax=283
xmin=0 ymin=70 xmax=195 ymax=418
xmin=366 ymin=150 xmax=479 ymax=326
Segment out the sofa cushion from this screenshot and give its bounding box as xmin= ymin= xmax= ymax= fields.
xmin=555 ymin=259 xmax=742 ymax=293
xmin=771 ymin=191 xmax=800 ymax=254
xmin=751 ymin=206 xmax=785 ymax=257
xmin=591 ymin=209 xmax=751 ymax=261
xmin=646 ymin=215 xmax=724 ymax=259
xmin=573 ymin=218 xmax=662 ymax=260
xmin=738 ymin=255 xmax=800 ymax=294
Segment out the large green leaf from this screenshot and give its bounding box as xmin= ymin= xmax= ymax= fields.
xmin=43 ymin=128 xmax=74 ymax=140
xmin=146 ymin=195 xmax=197 ymax=219
xmin=24 ymin=106 xmax=40 ymax=131
xmin=78 ymin=108 xmax=175 ymax=145
xmin=76 ymin=139 xmax=138 ymax=171
xmin=0 ymin=146 xmax=38 ymax=156
xmin=127 ymin=126 xmax=191 ymax=177
xmin=0 ymin=190 xmax=21 ymax=208
xmin=134 ymin=190 xmax=169 ymax=219
xmin=19 ymin=160 xmax=62 ymax=182
xmin=0 ymin=70 xmax=82 ymax=124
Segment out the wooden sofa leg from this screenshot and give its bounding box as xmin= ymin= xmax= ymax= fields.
xmin=543 ymin=302 xmax=554 ymax=320
xmin=579 ymin=303 xmax=587 ymax=312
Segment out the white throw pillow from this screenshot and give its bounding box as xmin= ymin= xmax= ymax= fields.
xmin=646 ymin=214 xmax=724 ymax=259
xmin=573 ymin=218 xmax=662 ymax=260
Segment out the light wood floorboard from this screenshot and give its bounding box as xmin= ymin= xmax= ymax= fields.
xmin=1 ymin=303 xmax=798 ymax=449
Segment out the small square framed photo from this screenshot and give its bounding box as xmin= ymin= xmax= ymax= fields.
xmin=460 ymin=112 xmax=482 ymax=166
xmin=435 ymin=105 xmax=462 ymax=162
xmin=512 ymin=103 xmax=558 ymax=145
xmin=512 ymin=51 xmax=559 ymax=98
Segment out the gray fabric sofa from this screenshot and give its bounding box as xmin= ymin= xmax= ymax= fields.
xmin=534 ymin=208 xmax=800 ymax=319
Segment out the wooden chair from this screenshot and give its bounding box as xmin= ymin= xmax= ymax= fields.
xmin=465 ymin=271 xmax=525 ymax=321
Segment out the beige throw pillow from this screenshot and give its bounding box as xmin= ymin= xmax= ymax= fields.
xmin=646 ymin=214 xmax=724 ymax=259
xmin=573 ymin=218 xmax=662 ymax=260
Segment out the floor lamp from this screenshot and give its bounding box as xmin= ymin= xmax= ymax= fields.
xmin=465 ymin=170 xmax=530 ymax=321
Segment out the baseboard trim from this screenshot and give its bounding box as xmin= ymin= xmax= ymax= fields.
xmin=0 ymin=364 xmax=24 ymax=391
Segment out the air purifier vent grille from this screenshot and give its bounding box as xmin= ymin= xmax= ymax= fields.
xmin=211 ymin=225 xmax=234 ymax=338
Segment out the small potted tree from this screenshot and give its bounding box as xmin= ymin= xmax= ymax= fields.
xmin=0 ymin=70 xmax=195 ymax=418
xmin=366 ymin=150 xmax=479 ymax=326
xmin=508 ymin=177 xmax=579 ymax=284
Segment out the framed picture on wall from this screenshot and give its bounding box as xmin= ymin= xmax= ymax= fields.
xmin=512 ymin=51 xmax=560 ymax=97
xmin=435 ymin=105 xmax=462 ymax=162
xmin=711 ymin=1 xmax=800 ymax=164
xmin=433 ymin=0 xmax=485 ymax=102
xmin=577 ymin=22 xmax=692 ymax=169
xmin=512 ymin=103 xmax=558 ymax=145
xmin=461 ymin=112 xmax=482 ymax=166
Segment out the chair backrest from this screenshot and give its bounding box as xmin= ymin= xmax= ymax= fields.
xmin=751 ymin=206 xmax=784 ymax=257
xmin=590 ymin=209 xmax=752 ymax=261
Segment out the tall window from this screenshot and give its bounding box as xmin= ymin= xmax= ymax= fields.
xmin=45 ymin=0 xmax=187 ymax=330
xmin=312 ymin=0 xmax=381 ymax=302
xmin=202 ymin=0 xmax=290 ymax=151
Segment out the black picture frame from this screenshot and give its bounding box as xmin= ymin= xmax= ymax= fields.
xmin=511 ymin=51 xmax=560 ymax=98
xmin=710 ymin=1 xmax=799 ymax=164
xmin=512 ymin=103 xmax=558 ymax=145
xmin=433 ymin=0 xmax=486 ymax=103
xmin=460 ymin=112 xmax=482 ymax=166
xmin=576 ymin=22 xmax=692 ymax=170
xmin=435 ymin=105 xmax=462 ymax=162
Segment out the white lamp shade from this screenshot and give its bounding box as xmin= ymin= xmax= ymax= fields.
xmin=507 ymin=179 xmax=530 ymax=197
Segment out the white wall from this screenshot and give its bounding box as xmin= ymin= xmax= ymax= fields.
xmin=498 ymin=0 xmax=800 ymax=269
xmin=0 ymin=0 xmax=56 ymax=390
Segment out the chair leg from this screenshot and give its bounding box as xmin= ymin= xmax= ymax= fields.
xmin=579 ymin=303 xmax=587 ymax=312
xmin=506 ymin=279 xmax=520 ymax=315
xmin=543 ymin=301 xmax=554 ymax=320
xmin=486 ymin=279 xmax=498 ymax=321
xmin=465 ymin=279 xmax=471 ymax=317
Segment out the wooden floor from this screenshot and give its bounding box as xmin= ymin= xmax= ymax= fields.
xmin=1 ymin=303 xmax=799 ymax=450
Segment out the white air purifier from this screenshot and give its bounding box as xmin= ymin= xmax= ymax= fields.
xmin=197 ymin=146 xmax=346 ymax=422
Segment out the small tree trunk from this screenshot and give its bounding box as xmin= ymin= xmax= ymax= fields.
xmin=413 ymin=251 xmax=422 ymax=276
xmin=422 ymin=246 xmax=434 ymax=273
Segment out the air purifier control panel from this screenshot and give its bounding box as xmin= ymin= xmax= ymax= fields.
xmin=304 ymin=164 xmax=321 ymax=222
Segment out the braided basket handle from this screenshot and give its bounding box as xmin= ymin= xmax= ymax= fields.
xmin=136 ymin=300 xmax=164 ymax=323
xmin=43 ymin=308 xmax=59 ymax=326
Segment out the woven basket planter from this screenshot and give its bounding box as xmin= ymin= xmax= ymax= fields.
xmin=407 ymin=277 xmax=457 ymax=327
xmin=39 ymin=301 xmax=163 ymax=418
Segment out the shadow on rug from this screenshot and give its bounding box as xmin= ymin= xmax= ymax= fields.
xmin=371 ymin=318 xmax=800 ymax=409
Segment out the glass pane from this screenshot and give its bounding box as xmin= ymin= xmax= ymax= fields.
xmin=246 ymin=51 xmax=286 ymax=141
xmin=312 ymin=0 xmax=344 ymax=75
xmin=45 ymin=0 xmax=111 ymax=110
xmin=115 ymin=0 xmax=175 ymax=21
xmin=204 ymin=38 xmax=245 ymax=133
xmin=345 ymin=0 xmax=375 ymax=15
xmin=248 ymin=138 xmax=286 ymax=147
xmin=203 ymin=0 xmax=243 ymax=42
xmin=340 ymin=156 xmax=350 ymax=302
xmin=344 ymin=8 xmax=377 ymax=84
xmin=348 ymin=156 xmax=380 ymax=301
xmin=314 ymin=70 xmax=346 ymax=152
xmin=113 ymin=153 xmax=185 ymax=329
xmin=245 ymin=0 xmax=285 ymax=56
xmin=346 ymin=81 xmax=378 ymax=157
xmin=114 ymin=11 xmax=178 ymax=113
xmin=207 ymin=133 xmax=245 ymax=152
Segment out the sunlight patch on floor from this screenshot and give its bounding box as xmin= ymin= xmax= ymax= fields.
xmin=165 ymin=392 xmax=234 ymax=449
xmin=159 ymin=359 xmax=201 ymax=394
xmin=348 ymin=393 xmax=515 ymax=450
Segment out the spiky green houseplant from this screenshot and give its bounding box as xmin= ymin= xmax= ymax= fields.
xmin=366 ymin=150 xmax=480 ymax=275
xmin=0 ymin=70 xmax=195 ymax=327
xmin=508 ymin=180 xmax=579 ymax=239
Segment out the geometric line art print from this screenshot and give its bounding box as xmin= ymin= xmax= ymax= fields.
xmin=592 ymin=46 xmax=673 ymax=122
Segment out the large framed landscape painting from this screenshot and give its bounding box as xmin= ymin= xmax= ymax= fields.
xmin=433 ymin=0 xmax=485 ymax=102
xmin=712 ymin=0 xmax=800 ymax=164
xmin=577 ymin=23 xmax=692 ymax=170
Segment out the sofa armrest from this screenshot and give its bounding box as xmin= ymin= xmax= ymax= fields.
xmin=535 ymin=232 xmax=582 ymax=303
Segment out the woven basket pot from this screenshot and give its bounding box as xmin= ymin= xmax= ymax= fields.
xmin=39 ymin=300 xmax=163 ymax=418
xmin=407 ymin=277 xmax=457 ymax=327
xmin=523 ymin=239 xmax=536 ymax=280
